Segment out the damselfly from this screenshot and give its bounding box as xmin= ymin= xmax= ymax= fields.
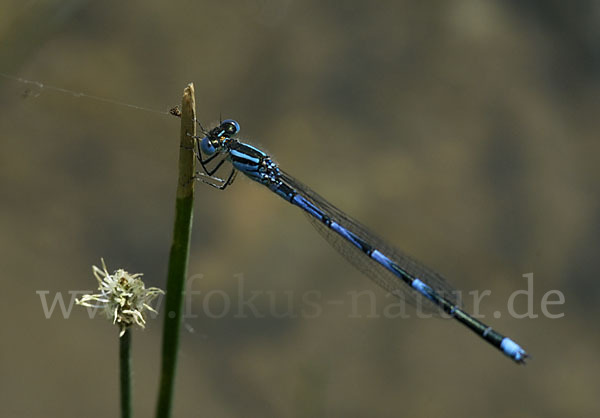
xmin=191 ymin=119 xmax=528 ymax=364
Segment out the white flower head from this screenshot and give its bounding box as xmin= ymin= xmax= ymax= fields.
xmin=77 ymin=258 xmax=164 ymax=337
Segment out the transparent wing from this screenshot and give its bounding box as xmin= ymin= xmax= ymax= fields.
xmin=280 ymin=171 xmax=460 ymax=314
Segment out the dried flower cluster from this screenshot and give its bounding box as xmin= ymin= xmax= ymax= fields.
xmin=77 ymin=259 xmax=164 ymax=336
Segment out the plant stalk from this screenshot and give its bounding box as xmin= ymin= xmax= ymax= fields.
xmin=120 ymin=328 xmax=132 ymax=418
xmin=155 ymin=84 xmax=196 ymax=418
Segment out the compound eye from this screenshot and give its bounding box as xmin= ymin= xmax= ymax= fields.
xmin=200 ymin=137 xmax=217 ymax=156
xmin=221 ymin=119 xmax=240 ymax=136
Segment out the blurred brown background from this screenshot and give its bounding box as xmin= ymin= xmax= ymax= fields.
xmin=1 ymin=1 xmax=599 ymax=417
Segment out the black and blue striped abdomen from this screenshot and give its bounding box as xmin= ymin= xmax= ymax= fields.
xmin=275 ymin=170 xmax=527 ymax=362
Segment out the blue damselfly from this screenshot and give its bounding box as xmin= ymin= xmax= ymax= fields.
xmin=191 ymin=119 xmax=528 ymax=364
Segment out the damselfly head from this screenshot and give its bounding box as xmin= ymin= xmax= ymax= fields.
xmin=199 ymin=119 xmax=239 ymax=155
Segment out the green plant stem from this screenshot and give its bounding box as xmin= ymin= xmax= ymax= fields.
xmin=155 ymin=84 xmax=196 ymax=418
xmin=120 ymin=328 xmax=132 ymax=418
